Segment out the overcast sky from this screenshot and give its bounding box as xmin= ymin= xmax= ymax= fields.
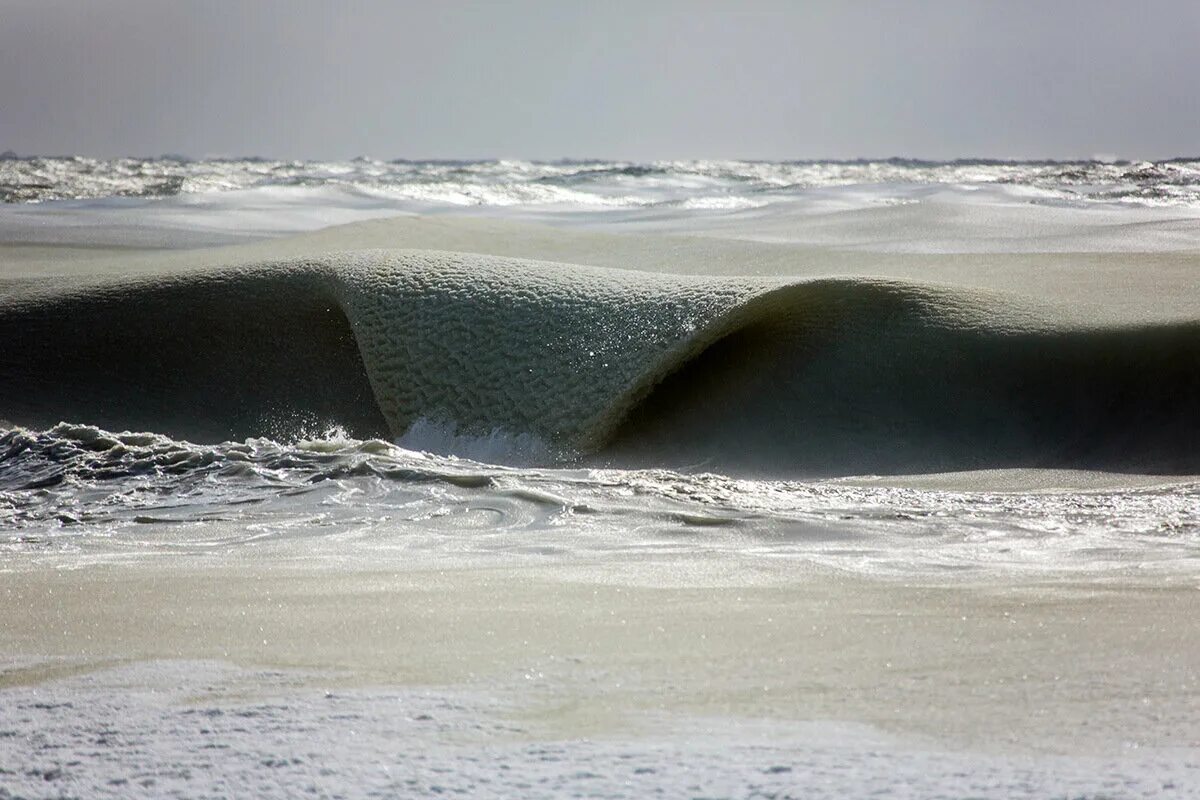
xmin=1 ymin=0 xmax=1198 ymax=161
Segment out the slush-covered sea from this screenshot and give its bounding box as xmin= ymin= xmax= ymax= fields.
xmin=1 ymin=156 xmax=1198 ymax=798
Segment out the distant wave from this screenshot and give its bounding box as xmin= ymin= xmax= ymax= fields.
xmin=1 ymin=250 xmax=1197 ymax=476
xmin=4 ymin=156 xmax=1200 ymax=208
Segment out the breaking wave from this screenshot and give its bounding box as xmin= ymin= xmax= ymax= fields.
xmin=1 ymin=249 xmax=1197 ymax=476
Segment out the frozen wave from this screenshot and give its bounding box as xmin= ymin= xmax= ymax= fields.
xmin=2 ymin=250 xmax=1196 ymax=475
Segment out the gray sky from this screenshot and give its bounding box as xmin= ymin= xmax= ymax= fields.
xmin=1 ymin=0 xmax=1198 ymax=161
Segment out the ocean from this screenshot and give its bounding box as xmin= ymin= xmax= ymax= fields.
xmin=1 ymin=157 xmax=1198 ymax=798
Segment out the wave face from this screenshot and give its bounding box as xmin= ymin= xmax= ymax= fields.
xmin=1 ymin=249 xmax=1196 ymax=477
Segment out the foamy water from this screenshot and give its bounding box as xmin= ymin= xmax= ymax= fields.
xmin=3 ymin=423 xmax=1196 ymax=577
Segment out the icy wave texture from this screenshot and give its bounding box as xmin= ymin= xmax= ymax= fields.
xmin=4 ymin=154 xmax=1200 ymax=207
xmin=0 ymin=249 xmax=1197 ymax=476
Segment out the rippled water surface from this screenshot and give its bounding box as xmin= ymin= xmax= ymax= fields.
xmin=3 ymin=424 xmax=1196 ymax=576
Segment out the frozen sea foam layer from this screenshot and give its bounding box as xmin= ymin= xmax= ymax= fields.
xmin=2 ymin=659 xmax=1196 ymax=800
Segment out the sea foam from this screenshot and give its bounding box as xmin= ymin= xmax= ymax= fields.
xmin=396 ymin=416 xmax=554 ymax=466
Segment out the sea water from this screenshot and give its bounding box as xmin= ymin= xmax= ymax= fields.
xmin=1 ymin=158 xmax=1198 ymax=799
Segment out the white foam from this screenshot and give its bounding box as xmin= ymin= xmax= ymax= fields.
xmin=5 ymin=422 xmax=1195 ymax=577
xmin=396 ymin=416 xmax=555 ymax=466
